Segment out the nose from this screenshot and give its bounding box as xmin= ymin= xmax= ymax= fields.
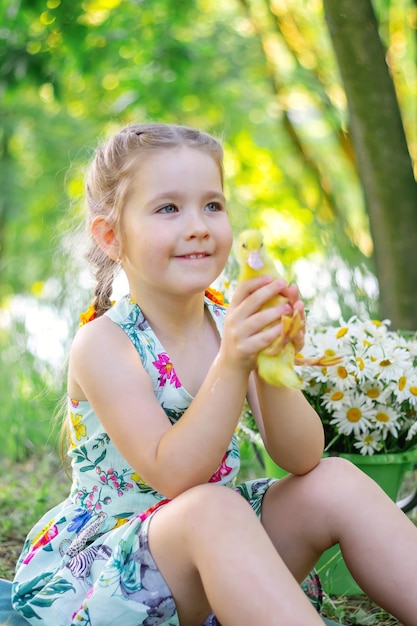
xmin=184 ymin=210 xmax=210 ymax=239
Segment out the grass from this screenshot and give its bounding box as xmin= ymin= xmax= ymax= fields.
xmin=321 ymin=596 xmax=401 ymax=625
xmin=0 ymin=452 xmax=69 ymax=579
xmin=1 ymin=452 xmax=416 ymax=624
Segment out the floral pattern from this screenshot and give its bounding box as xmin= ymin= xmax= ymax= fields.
xmin=13 ymin=294 xmax=322 ymax=625
xmin=152 ymin=353 xmax=181 ymax=388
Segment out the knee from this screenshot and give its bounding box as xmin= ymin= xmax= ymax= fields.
xmin=298 ymin=456 xmax=371 ymax=503
xmin=279 ymin=456 xmax=363 ymax=501
xmin=176 ymin=484 xmax=254 ymax=531
xmin=316 ymin=455 xmax=364 ymax=481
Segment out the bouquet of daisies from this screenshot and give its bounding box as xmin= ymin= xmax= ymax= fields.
xmin=297 ymin=317 xmax=417 ymax=455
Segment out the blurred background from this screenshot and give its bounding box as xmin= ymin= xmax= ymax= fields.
xmin=0 ymin=0 xmax=416 ymax=461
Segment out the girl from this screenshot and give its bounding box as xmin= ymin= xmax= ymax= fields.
xmin=12 ymin=122 xmax=417 ymax=626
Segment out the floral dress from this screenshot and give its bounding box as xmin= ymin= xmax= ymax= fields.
xmin=12 ymin=294 xmax=322 ymax=625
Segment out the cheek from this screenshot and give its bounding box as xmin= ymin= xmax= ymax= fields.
xmin=221 ymin=224 xmax=234 ymax=256
xmin=122 ymin=229 xmax=153 ymax=266
xmin=139 ymin=234 xmax=173 ymax=269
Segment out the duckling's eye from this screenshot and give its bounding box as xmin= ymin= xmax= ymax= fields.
xmin=242 ymin=243 xmax=247 ymax=249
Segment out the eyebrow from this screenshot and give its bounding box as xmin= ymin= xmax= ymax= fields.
xmin=150 ymin=190 xmax=226 ymax=203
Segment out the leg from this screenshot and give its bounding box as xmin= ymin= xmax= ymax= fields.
xmin=148 ymin=483 xmax=325 ymax=626
xmin=261 ymin=457 xmax=417 ymax=626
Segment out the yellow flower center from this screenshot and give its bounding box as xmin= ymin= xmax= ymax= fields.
xmin=379 ymin=358 xmax=392 ymax=368
xmin=356 ymin=357 xmax=365 ymax=371
xmin=331 ymin=391 xmax=344 ymax=401
xmin=410 ymin=386 xmax=417 ymax=397
xmin=398 ymin=376 xmax=406 ymax=391
xmin=337 ymin=366 xmax=348 ymax=379
xmin=336 ymin=327 xmax=348 ymax=338
xmin=376 ymin=411 xmax=389 ymax=423
xmin=347 ymin=408 xmax=362 ymax=423
xmin=366 ymin=388 xmax=380 ymax=399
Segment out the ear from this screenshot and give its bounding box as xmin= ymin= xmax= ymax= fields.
xmin=91 ymin=216 xmax=121 ymax=261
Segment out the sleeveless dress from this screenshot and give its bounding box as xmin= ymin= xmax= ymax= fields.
xmin=12 ymin=294 xmax=322 ymax=625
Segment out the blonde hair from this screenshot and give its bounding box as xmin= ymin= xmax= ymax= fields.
xmin=85 ymin=122 xmax=224 ymax=318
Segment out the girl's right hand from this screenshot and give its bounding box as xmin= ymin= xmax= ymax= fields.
xmin=220 ymin=276 xmax=293 ymax=373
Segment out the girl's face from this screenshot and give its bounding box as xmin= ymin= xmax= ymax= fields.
xmin=119 ymin=146 xmax=233 ymax=301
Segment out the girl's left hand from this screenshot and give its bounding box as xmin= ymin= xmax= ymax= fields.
xmin=278 ymin=283 xmax=306 ymax=353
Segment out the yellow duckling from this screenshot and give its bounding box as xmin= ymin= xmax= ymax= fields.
xmin=236 ymin=229 xmax=341 ymax=388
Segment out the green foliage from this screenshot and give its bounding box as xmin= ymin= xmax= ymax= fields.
xmin=0 ymin=0 xmax=374 ymax=300
xmin=321 ymin=594 xmax=399 ymax=625
xmin=0 ymin=454 xmax=69 ymax=579
xmin=0 ymin=0 xmax=415 ymax=460
xmin=0 ymin=315 xmax=65 ymax=461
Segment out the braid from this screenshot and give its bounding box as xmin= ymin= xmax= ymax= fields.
xmin=85 ymin=241 xmax=118 ymax=318
xmin=92 ymin=257 xmax=118 ymax=318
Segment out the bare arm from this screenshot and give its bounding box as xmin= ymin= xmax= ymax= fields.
xmin=68 ymin=277 xmax=285 ymax=498
xmin=248 ymin=376 xmax=324 ymax=475
xmin=247 ymin=283 xmax=324 ymax=475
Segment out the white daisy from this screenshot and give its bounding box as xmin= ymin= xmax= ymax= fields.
xmin=348 ymin=344 xmax=377 ymax=383
xmin=360 ymin=318 xmax=391 ymax=340
xmin=361 ymin=379 xmax=386 ymax=403
xmin=407 ymin=383 xmax=417 ymax=407
xmin=330 ymin=392 xmax=374 ymax=436
xmin=326 ymin=362 xmax=357 ymax=391
xmin=320 ymin=386 xmax=347 ymax=412
xmin=372 ymin=403 xmax=401 ymax=438
xmin=391 ymin=367 xmax=417 ymax=404
xmin=370 ymin=344 xmax=410 ymax=382
xmin=353 ymin=431 xmax=382 ymax=456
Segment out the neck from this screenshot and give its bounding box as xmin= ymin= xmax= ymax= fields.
xmin=130 ymin=287 xmax=207 ymax=341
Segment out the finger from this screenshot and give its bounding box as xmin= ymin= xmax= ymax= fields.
xmin=247 ymin=306 xmax=292 ymax=339
xmin=232 ymin=276 xmax=287 ymax=306
xmin=249 ymin=322 xmax=285 ymax=355
xmin=291 ymin=300 xmax=306 ymax=323
xmin=233 ymin=280 xmax=289 ymax=319
xmin=280 ymin=283 xmax=301 ymax=305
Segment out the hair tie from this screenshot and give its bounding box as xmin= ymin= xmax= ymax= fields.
xmin=80 ymin=304 xmax=97 ymax=326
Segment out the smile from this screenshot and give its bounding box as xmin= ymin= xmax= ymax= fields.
xmin=179 ymin=253 xmax=210 ymax=259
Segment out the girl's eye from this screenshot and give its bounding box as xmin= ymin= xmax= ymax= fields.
xmin=158 ymin=204 xmax=178 ymax=214
xmin=205 ymin=202 xmax=222 ymax=212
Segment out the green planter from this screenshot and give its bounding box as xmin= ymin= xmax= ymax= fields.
xmin=262 ymin=448 xmax=289 ymax=479
xmin=262 ymin=448 xmax=417 ymax=596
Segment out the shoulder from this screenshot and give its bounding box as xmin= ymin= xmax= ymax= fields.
xmin=72 ymin=313 xmax=122 ymax=354
xmin=68 ymin=313 xmax=143 ymax=400
xmin=73 ymin=296 xmax=137 ymax=352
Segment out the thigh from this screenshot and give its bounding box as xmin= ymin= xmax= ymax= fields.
xmin=147 ymin=484 xmax=247 ymax=626
xmin=260 ymin=457 xmax=366 ymax=580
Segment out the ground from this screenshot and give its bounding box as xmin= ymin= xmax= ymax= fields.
xmin=1 ymin=453 xmax=415 ymax=625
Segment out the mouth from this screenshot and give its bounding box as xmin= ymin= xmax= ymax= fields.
xmin=177 ymin=253 xmax=210 ymax=259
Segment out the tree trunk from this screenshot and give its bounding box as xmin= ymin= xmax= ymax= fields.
xmin=322 ymin=0 xmax=417 ymax=330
